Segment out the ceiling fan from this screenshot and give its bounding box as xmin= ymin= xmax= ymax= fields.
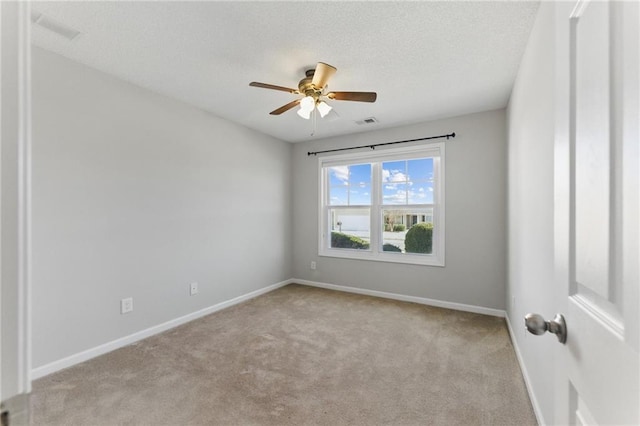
xmin=249 ymin=62 xmax=377 ymax=119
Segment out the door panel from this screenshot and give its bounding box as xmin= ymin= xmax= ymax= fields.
xmin=567 ymin=298 xmax=639 ymax=424
xmin=557 ymin=0 xmax=639 ymax=424
xmin=574 ymin=0 xmax=611 ymax=301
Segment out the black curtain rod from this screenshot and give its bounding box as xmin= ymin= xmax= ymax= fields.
xmin=307 ymin=132 xmax=456 ymax=156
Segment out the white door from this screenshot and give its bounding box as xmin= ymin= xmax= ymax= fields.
xmin=553 ymin=0 xmax=639 ymax=424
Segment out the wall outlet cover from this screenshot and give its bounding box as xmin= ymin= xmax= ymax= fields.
xmin=190 ymin=282 xmax=198 ymax=296
xmin=121 ymin=297 xmax=133 ymax=314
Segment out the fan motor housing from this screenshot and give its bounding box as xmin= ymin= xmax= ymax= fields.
xmin=298 ymin=70 xmax=321 ymax=97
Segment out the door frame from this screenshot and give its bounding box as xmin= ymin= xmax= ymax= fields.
xmin=1 ymin=0 xmax=32 ymax=421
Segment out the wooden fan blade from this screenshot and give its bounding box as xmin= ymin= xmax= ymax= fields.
xmin=311 ymin=62 xmax=337 ymax=89
xmin=270 ymin=99 xmax=301 ymax=115
xmin=250 ymin=82 xmax=298 ymax=94
xmin=327 ymin=91 xmax=377 ymax=102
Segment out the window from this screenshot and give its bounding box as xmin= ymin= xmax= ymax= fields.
xmin=319 ymin=143 xmax=445 ymax=266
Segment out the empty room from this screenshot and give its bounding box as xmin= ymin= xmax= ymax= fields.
xmin=1 ymin=1 xmax=638 ymax=425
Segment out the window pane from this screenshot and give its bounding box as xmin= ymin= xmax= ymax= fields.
xmin=327 ymin=164 xmax=371 ymax=206
xmin=382 ymin=208 xmax=433 ymax=254
xmin=350 ymin=184 xmax=371 ymax=205
xmin=382 ymin=161 xmax=407 ymax=184
xmin=329 ymin=186 xmax=348 ymax=205
xmin=408 ymin=182 xmax=434 ymax=204
xmin=328 ymin=166 xmax=350 ymax=186
xmin=383 ymin=182 xmax=407 ymax=205
xmin=349 ymin=163 xmax=372 ymax=185
xmin=382 ymin=158 xmax=434 ymax=206
xmin=407 ymin=158 xmax=433 ymax=182
xmin=330 ymin=208 xmax=370 ymax=250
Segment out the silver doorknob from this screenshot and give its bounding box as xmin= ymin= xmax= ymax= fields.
xmin=524 ymin=313 xmax=567 ymax=344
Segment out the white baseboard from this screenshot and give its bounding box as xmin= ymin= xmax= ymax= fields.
xmin=293 ymin=278 xmax=506 ymax=318
xmin=505 ymin=314 xmax=544 ymax=426
xmin=31 ymin=279 xmax=293 ymax=380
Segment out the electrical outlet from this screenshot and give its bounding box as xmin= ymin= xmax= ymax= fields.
xmin=310 ymin=261 xmax=316 ymax=270
xmin=121 ymin=297 xmax=133 ymax=314
xmin=190 ymin=282 xmax=198 ymax=296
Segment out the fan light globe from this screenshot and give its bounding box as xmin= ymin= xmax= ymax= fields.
xmin=317 ymin=101 xmax=332 ymax=118
xmin=297 ymin=108 xmax=312 ymax=120
xmin=300 ymin=96 xmax=315 ymax=112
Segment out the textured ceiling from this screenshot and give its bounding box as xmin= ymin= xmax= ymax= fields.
xmin=31 ymin=1 xmax=540 ymax=143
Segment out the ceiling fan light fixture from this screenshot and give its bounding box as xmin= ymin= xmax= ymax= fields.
xmin=297 ymin=107 xmax=312 ymax=120
xmin=317 ymin=101 xmax=332 ymax=118
xmin=299 ymin=96 xmax=315 ymax=112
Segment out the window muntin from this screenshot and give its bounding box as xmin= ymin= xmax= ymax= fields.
xmin=319 ymin=144 xmax=445 ymax=266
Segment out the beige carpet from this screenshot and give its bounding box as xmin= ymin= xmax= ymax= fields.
xmin=31 ymin=284 xmax=536 ymax=426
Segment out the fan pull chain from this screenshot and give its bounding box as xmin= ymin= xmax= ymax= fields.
xmin=310 ymin=107 xmax=317 ymax=136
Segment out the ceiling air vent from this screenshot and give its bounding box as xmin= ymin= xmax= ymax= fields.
xmin=355 ymin=117 xmax=378 ymax=125
xmin=31 ymin=11 xmax=82 ymax=41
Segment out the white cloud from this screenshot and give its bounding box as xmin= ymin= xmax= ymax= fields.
xmin=330 ymin=166 xmax=349 ymax=183
xmin=383 ymin=187 xmax=434 ymax=204
xmin=382 ymin=168 xmax=408 ymax=183
xmin=383 ymin=189 xmax=407 ymax=204
xmin=391 ymin=172 xmax=407 ymax=182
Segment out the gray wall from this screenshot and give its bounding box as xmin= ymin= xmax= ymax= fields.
xmin=291 ymin=110 xmax=507 ymax=310
xmin=31 ymin=48 xmax=292 ymax=368
xmin=506 ymin=2 xmax=555 ymax=424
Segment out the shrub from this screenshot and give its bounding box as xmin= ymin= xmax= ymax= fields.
xmin=392 ymin=224 xmax=406 ymax=232
xmin=331 ymin=232 xmax=370 ymax=249
xmin=382 ymin=243 xmax=402 ymax=252
xmin=404 ymin=223 xmax=433 ymax=254
xmin=384 ymin=224 xmax=392 ymax=232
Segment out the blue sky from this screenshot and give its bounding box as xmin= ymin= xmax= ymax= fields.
xmin=329 ymin=163 xmax=371 ymax=205
xmin=329 ymin=158 xmax=434 ymax=205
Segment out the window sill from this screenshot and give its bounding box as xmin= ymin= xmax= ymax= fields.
xmin=319 ymin=249 xmax=445 ymax=267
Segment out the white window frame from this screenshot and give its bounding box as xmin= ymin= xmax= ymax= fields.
xmin=318 ymin=143 xmax=445 ymax=267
